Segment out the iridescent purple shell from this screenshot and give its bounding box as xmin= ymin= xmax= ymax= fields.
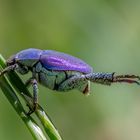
xmin=15 ymin=48 xmax=93 ymax=74
xmin=40 ymin=50 xmax=93 ymax=74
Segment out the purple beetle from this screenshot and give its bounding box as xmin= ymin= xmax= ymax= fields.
xmin=0 ymin=48 xmax=140 ymax=114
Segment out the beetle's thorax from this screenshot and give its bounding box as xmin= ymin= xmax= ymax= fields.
xmin=14 ymin=48 xmax=42 ymax=67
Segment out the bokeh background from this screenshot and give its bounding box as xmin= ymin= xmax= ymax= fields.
xmin=0 ymin=0 xmax=140 ymax=140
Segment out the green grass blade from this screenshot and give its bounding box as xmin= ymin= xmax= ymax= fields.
xmin=0 ymin=67 xmax=47 ymax=140
xmin=0 ymin=54 xmax=62 ymax=140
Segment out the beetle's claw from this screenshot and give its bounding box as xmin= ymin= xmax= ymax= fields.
xmin=26 ymin=104 xmax=35 ymax=116
xmin=27 ymin=109 xmax=34 ymax=116
xmin=113 ymin=74 xmax=140 ymax=86
xmin=26 ymin=104 xmax=33 ymax=116
xmin=26 ymin=103 xmax=38 ymax=116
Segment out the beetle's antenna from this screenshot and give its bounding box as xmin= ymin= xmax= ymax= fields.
xmin=113 ymin=74 xmax=140 ymax=85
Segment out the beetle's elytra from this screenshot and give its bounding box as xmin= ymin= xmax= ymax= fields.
xmin=0 ymin=48 xmax=140 ymax=114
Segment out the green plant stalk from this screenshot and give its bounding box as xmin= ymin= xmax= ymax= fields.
xmin=0 ymin=67 xmax=47 ymax=140
xmin=0 ymin=54 xmax=62 ymax=140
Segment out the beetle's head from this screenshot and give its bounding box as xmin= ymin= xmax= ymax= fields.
xmin=6 ymin=55 xmax=16 ymax=66
xmin=6 ymin=54 xmax=29 ymax=75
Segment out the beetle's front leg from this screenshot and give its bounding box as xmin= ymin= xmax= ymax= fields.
xmin=0 ymin=64 xmax=18 ymax=76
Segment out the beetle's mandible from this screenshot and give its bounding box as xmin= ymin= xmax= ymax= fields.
xmin=0 ymin=48 xmax=140 ymax=114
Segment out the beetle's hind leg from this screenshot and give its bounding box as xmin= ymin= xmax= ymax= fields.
xmin=58 ymin=75 xmax=90 ymax=95
xmin=113 ymin=74 xmax=140 ymax=85
xmin=85 ymin=72 xmax=140 ymax=85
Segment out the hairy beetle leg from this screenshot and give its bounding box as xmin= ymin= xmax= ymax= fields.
xmin=85 ymin=72 xmax=114 ymax=85
xmin=32 ymin=79 xmax=38 ymax=110
xmin=58 ymin=75 xmax=90 ymax=94
xmin=85 ymin=73 xmax=140 ymax=85
xmin=58 ymin=73 xmax=115 ymax=93
xmin=25 ymin=78 xmax=38 ymax=115
xmin=66 ymin=73 xmax=140 ymax=86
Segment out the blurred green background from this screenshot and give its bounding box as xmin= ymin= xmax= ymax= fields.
xmin=0 ymin=0 xmax=140 ymax=140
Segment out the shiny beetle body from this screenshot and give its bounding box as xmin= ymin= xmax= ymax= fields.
xmin=1 ymin=48 xmax=140 ymax=114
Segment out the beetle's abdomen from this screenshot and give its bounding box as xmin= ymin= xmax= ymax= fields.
xmin=40 ymin=50 xmax=93 ymax=74
xmin=38 ymin=69 xmax=67 ymax=90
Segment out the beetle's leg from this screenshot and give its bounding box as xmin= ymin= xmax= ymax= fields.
xmin=0 ymin=64 xmax=17 ymax=76
xmin=26 ymin=69 xmax=38 ymax=115
xmin=112 ymin=74 xmax=140 ymax=85
xmin=32 ymin=70 xmax=38 ymax=111
xmin=85 ymin=73 xmax=140 ymax=85
xmin=57 ymin=72 xmax=140 ymax=94
xmin=58 ymin=75 xmax=90 ymax=94
xmin=78 ymin=81 xmax=90 ymax=95
xmin=58 ymin=73 xmax=114 ymax=94
xmin=85 ymin=72 xmax=114 ymax=85
xmin=27 ymin=78 xmax=38 ymax=115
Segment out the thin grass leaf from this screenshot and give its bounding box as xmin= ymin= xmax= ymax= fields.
xmin=0 ymin=54 xmax=62 ymax=140
xmin=0 ymin=66 xmax=47 ymax=140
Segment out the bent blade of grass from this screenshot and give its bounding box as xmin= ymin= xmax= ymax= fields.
xmin=0 ymin=54 xmax=62 ymax=140
xmin=0 ymin=68 xmax=47 ymax=140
